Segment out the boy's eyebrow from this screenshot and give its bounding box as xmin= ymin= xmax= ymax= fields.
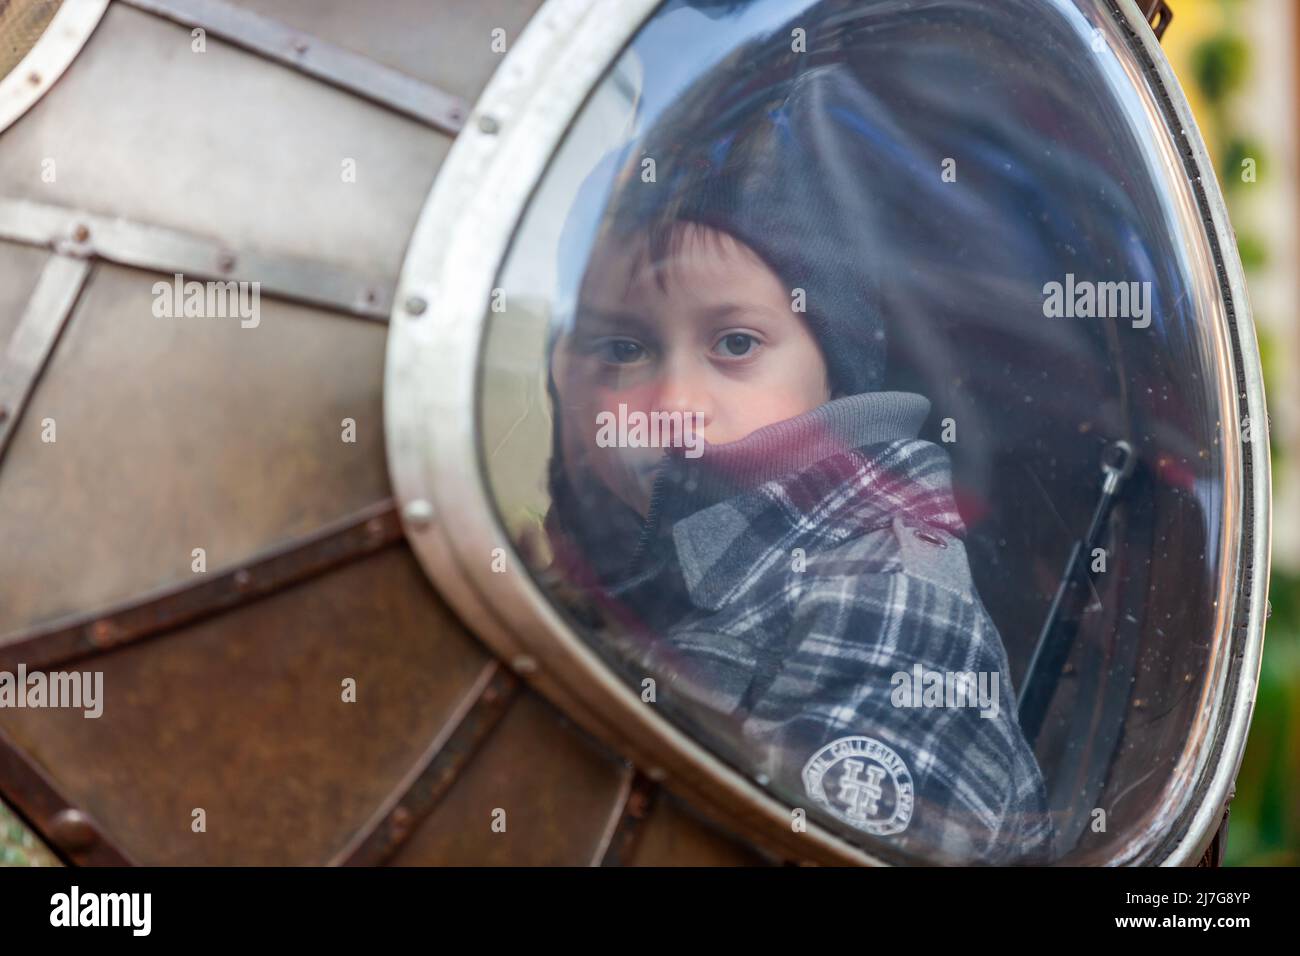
xmin=574 ymin=308 xmax=655 ymax=333
xmin=698 ymin=302 xmax=784 ymax=324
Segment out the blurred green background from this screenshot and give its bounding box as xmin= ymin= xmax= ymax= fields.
xmin=1163 ymin=0 xmax=1300 ymax=867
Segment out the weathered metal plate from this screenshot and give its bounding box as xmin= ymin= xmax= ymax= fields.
xmin=227 ymin=0 xmax=548 ymax=104
xmin=0 ymin=261 xmax=391 ymax=636
xmin=387 ymin=690 xmax=627 ymax=866
xmin=0 ymin=547 xmax=491 ymax=865
xmin=0 ymin=1 xmax=448 ymax=282
xmin=629 ymin=792 xmax=771 ymax=868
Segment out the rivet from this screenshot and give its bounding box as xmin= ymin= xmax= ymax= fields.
xmin=217 ymin=251 xmax=237 ymax=273
xmin=364 ymin=517 xmax=386 ymax=542
xmin=71 ymin=223 xmax=90 ymax=243
xmin=26 ymin=72 xmax=40 ymax=86
xmin=48 ymin=809 xmax=98 ymax=852
xmin=646 ymin=766 xmax=667 ymax=783
xmin=511 ymin=654 xmax=538 ymax=675
xmin=233 ymin=569 xmax=254 ymax=591
xmin=404 ymin=295 xmax=427 ymax=317
xmin=402 ymin=499 xmax=435 ymax=529
xmin=293 ymin=38 xmax=309 ymax=54
xmin=391 ymin=806 xmax=412 ymax=829
xmin=88 ymin=619 xmax=121 ymax=649
xmin=477 ymin=114 xmax=500 ymax=135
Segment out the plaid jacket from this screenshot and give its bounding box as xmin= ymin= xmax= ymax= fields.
xmin=547 ymin=393 xmax=1055 ymax=864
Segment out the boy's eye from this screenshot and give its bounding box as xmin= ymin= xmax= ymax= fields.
xmin=714 ymin=332 xmax=759 ymax=358
xmin=600 ymin=338 xmax=648 ymax=364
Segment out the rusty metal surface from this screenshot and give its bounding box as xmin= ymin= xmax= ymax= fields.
xmin=0 ymin=547 xmax=493 ymax=865
xmin=629 ymin=791 xmax=773 ymax=868
xmin=336 ymin=662 xmax=520 ymax=865
xmin=0 ymin=262 xmax=392 ymax=636
xmin=593 ymin=770 xmax=657 ymax=866
xmin=386 ymin=689 xmax=629 ymax=866
xmin=0 ymin=500 xmax=402 ymax=671
xmin=0 ymin=723 xmax=131 ymax=865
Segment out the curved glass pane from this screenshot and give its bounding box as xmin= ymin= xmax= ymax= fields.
xmin=479 ymin=0 xmax=1233 ymax=864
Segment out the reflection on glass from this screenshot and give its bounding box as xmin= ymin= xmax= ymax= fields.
xmin=480 ymin=0 xmax=1229 ymax=864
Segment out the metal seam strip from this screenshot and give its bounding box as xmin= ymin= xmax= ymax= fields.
xmin=0 ymin=499 xmax=403 ymax=672
xmin=332 ymin=662 xmax=521 ymax=866
xmin=116 ymin=0 xmax=468 ymax=134
xmin=0 ymin=723 xmax=135 ymax=865
xmin=593 ymin=770 xmax=658 ymax=866
xmin=0 ymin=252 xmax=91 ymax=468
xmin=0 ymin=198 xmax=393 ymax=321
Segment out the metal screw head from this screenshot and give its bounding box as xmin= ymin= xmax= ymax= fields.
xmin=71 ymin=223 xmax=90 ymax=243
xmin=88 ymin=619 xmax=122 ymax=649
xmin=364 ymin=517 xmax=387 ymax=543
xmin=48 ymin=809 xmax=98 ymax=852
xmin=511 ymin=654 xmax=538 ymax=675
xmin=477 ymin=114 xmax=500 ymax=135
xmin=404 ymin=295 xmax=428 ymax=317
xmin=402 ymin=499 xmax=435 ymax=529
xmin=233 ymin=569 xmax=254 ymax=592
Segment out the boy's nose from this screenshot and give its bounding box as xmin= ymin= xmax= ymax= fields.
xmin=652 ymin=363 xmax=713 ymax=427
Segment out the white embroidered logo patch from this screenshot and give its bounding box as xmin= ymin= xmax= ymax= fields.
xmin=802 ymin=735 xmax=914 ymax=836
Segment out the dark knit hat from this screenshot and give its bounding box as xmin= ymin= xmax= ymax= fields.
xmin=588 ymin=61 xmax=888 ymax=398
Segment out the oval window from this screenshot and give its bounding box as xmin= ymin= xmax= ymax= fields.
xmin=402 ymin=0 xmax=1267 ymax=865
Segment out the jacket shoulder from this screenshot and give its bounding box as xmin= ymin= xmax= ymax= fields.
xmin=798 ymin=515 xmax=975 ymax=603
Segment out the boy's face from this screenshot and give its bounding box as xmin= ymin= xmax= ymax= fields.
xmin=553 ymin=222 xmax=832 ymax=516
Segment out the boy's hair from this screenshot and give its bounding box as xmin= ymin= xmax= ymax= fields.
xmin=584 ymin=56 xmax=889 ymax=400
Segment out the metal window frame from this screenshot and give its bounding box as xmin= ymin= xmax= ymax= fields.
xmin=384 ymin=0 xmax=1270 ymax=866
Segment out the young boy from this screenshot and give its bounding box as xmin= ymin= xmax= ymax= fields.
xmin=542 ymin=63 xmax=1054 ymax=864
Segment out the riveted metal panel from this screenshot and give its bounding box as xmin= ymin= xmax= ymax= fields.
xmin=228 ymin=0 xmax=547 ymax=104
xmin=0 ymin=2 xmax=448 ymax=282
xmin=387 ymin=690 xmax=628 ymax=865
xmin=0 ymin=547 xmax=490 ymax=865
xmin=0 ymin=261 xmax=391 ymax=636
